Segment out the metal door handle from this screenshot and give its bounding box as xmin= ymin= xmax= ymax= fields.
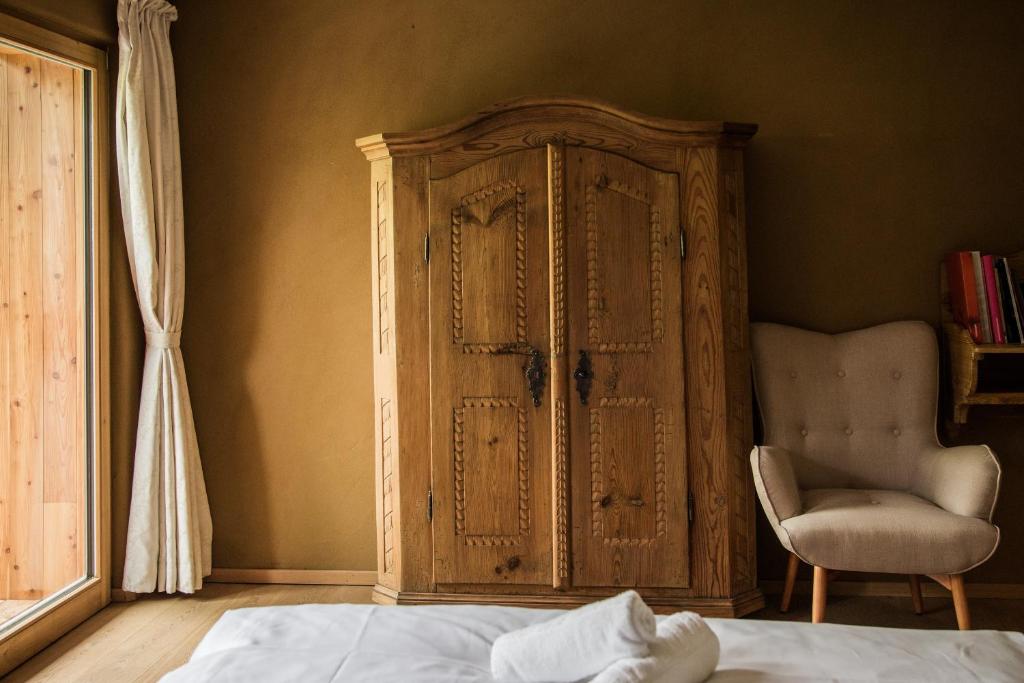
xmin=496 ymin=343 xmax=546 ymax=407
xmin=573 ymin=350 xmax=594 ymax=405
xmin=523 ymin=347 xmax=545 ymax=407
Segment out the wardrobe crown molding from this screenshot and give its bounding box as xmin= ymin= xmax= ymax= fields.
xmin=355 ymin=95 xmax=758 ymax=161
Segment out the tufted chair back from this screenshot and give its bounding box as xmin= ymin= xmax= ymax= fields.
xmin=750 ymin=321 xmax=939 ymax=491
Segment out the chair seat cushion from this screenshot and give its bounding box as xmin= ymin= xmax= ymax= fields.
xmin=781 ymin=489 xmax=999 ymax=575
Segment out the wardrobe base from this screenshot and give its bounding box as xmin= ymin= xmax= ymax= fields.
xmin=372 ymin=584 xmax=765 ymax=618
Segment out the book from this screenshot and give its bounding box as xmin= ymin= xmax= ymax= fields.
xmin=945 ymin=251 xmax=983 ymax=342
xmin=996 ymin=258 xmax=1023 ymax=343
xmin=982 ymin=254 xmax=1006 ymax=343
xmin=1008 ymin=259 xmax=1024 ymax=342
xmin=971 ymin=251 xmax=993 ymax=343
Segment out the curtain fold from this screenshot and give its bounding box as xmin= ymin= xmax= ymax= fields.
xmin=116 ymin=0 xmax=212 ymax=594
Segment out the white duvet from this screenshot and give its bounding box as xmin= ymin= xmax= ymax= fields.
xmin=162 ymin=602 xmax=1024 ymax=682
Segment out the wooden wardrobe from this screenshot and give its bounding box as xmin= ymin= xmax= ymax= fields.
xmin=357 ymin=98 xmax=762 ymax=616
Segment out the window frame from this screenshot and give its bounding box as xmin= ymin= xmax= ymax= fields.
xmin=0 ymin=10 xmax=110 ymax=675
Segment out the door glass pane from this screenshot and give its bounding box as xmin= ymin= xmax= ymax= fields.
xmin=0 ymin=39 xmax=92 ymax=629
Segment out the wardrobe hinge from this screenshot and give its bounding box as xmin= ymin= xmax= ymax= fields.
xmin=427 ymin=488 xmax=433 ymax=521
xmin=423 ymin=233 xmax=430 ymax=264
xmin=680 ymin=227 xmax=687 ymax=260
xmin=687 ymin=491 xmax=695 ymax=524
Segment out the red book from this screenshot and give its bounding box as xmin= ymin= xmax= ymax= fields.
xmin=945 ymin=252 xmax=982 ymax=342
xmin=982 ymin=254 xmax=1006 ymax=344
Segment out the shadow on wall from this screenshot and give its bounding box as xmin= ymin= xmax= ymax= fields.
xmin=178 ymin=153 xmax=272 ymax=570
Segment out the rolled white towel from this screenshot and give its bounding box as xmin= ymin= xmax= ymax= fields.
xmin=490 ymin=591 xmax=657 ymax=682
xmin=589 ymin=611 xmax=720 ymax=683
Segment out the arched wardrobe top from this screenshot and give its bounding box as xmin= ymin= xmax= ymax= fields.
xmin=356 ymin=96 xmax=757 ymax=176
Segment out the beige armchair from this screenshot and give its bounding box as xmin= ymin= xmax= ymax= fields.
xmin=750 ymin=321 xmax=1001 ymax=629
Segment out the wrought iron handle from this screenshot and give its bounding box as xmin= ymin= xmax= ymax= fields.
xmin=573 ymin=350 xmax=594 ymax=405
xmin=523 ymin=347 xmax=545 ymax=407
xmin=496 ymin=343 xmax=546 ymax=407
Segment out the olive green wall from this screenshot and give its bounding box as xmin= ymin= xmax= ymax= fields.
xmin=169 ymin=0 xmax=1024 ymax=583
xmin=16 ymin=0 xmax=1020 ymax=585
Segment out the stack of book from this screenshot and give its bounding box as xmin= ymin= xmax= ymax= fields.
xmin=946 ymin=251 xmax=1024 ymax=344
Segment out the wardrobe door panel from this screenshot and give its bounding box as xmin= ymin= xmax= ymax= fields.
xmin=564 ymin=147 xmax=689 ymax=588
xmin=429 ymin=149 xmax=553 ymax=586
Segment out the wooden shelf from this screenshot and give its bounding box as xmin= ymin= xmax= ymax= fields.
xmin=968 ymin=343 xmax=1024 ymax=354
xmin=941 ymin=248 xmax=1024 ymax=423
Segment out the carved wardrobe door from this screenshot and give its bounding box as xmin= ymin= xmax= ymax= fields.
xmin=563 ymin=147 xmax=689 ymax=588
xmin=429 ymin=148 xmax=553 ymax=586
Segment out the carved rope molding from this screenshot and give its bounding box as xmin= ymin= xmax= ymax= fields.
xmin=451 ymin=206 xmax=464 ymax=344
xmin=550 ymin=145 xmax=567 ymax=357
xmin=585 ymin=183 xmax=601 ymax=348
xmin=514 ymin=186 xmax=528 ymax=346
xmin=451 ymin=181 xmax=529 ymax=352
xmin=453 ymin=398 xmax=530 ymax=547
xmin=554 ymin=399 xmax=569 ymax=580
xmin=649 ymin=206 xmax=664 ymax=342
xmin=589 ymin=406 xmax=604 ymax=538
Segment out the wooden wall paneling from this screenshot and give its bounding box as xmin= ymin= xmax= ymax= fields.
xmin=7 ymin=51 xmax=45 ymax=600
xmin=0 ymin=47 xmax=88 ymax=604
xmin=681 ymin=145 xmax=730 ymax=598
xmin=390 ymin=155 xmax=433 ymax=593
xmin=0 ymin=52 xmax=10 ymax=600
xmin=0 ymin=12 xmax=110 ymax=673
xmin=40 ymin=56 xmax=81 ymax=595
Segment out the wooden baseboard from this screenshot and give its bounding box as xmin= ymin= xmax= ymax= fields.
xmin=110 ymin=589 xmax=137 ymax=603
xmin=761 ymin=579 xmax=1024 ymax=599
xmin=206 ymin=568 xmax=378 ymax=586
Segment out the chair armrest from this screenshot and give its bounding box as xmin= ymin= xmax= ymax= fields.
xmin=912 ymin=445 xmax=1001 ymax=520
xmin=750 ymin=446 xmax=802 ymax=523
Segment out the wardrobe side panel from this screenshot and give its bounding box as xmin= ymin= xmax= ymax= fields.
xmin=718 ymin=148 xmax=757 ymax=595
xmin=392 ymin=156 xmax=434 ymax=592
xmin=680 ymin=146 xmax=732 ymax=598
xmin=370 ymin=158 xmax=399 ymax=590
xmin=372 ymin=156 xmax=434 ymax=593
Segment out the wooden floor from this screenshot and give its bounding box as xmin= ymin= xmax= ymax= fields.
xmin=7 ymin=583 xmax=1024 ymax=681
xmin=6 ymin=584 xmax=372 ymax=682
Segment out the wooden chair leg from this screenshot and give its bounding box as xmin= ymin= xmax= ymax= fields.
xmin=780 ymin=553 xmax=799 ymax=613
xmin=908 ymin=575 xmax=924 ymax=615
xmin=950 ymin=574 xmax=971 ymax=630
xmin=811 ymin=566 xmax=827 ymax=624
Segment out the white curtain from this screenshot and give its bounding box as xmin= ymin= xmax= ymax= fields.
xmin=116 ymin=0 xmax=212 ymax=594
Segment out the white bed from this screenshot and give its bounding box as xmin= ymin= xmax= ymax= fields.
xmin=162 ymin=603 xmax=1024 ymax=682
